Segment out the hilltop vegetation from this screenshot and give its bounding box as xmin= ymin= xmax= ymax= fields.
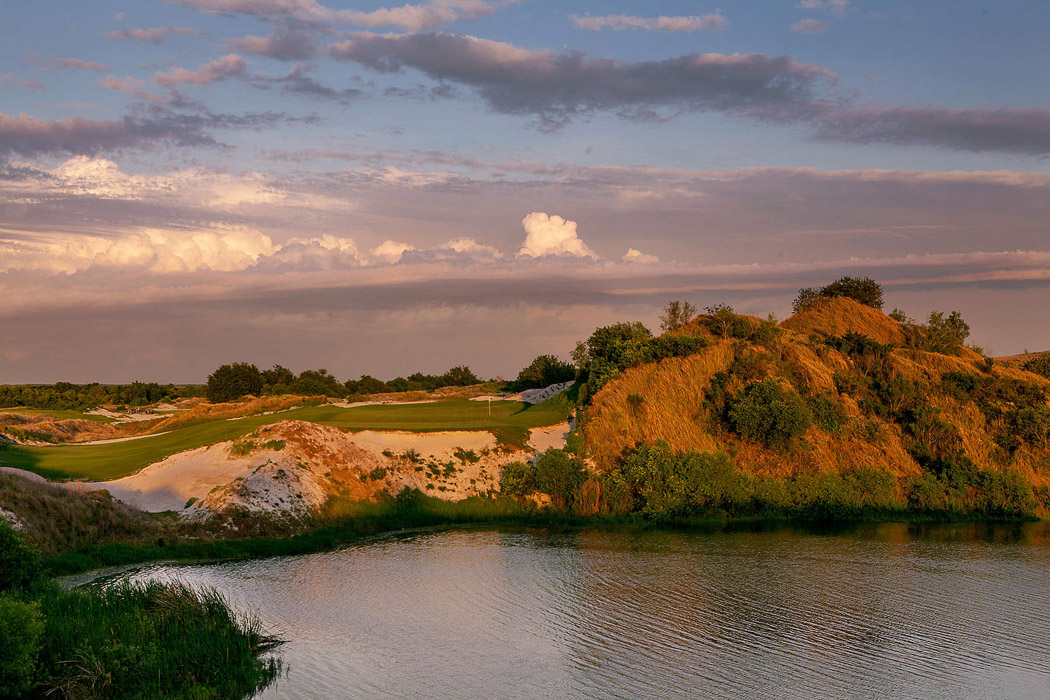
xmin=526 ymin=278 xmax=1050 ymax=520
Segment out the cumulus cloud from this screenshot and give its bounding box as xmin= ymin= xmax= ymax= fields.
xmin=56 ymin=58 xmax=110 ymax=72
xmin=156 ymin=54 xmax=248 ymax=87
xmin=0 ymin=225 xmax=276 ymax=274
xmin=162 ymin=0 xmax=508 ymax=30
xmin=105 ymin=26 xmax=203 ymax=44
xmin=623 ymin=248 xmax=660 ymax=264
xmin=792 ymin=19 xmax=826 ymax=33
xmin=572 ymin=13 xmax=726 ymax=32
xmin=518 ymin=212 xmax=598 ymax=259
xmin=370 ymin=239 xmax=416 ymax=263
xmin=328 ymin=32 xmax=837 ymax=130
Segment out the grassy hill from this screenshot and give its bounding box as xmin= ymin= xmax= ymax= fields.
xmin=578 ymin=296 xmax=1050 ymax=517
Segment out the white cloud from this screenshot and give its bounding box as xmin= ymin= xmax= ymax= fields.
xmin=797 ymin=0 xmax=848 ymax=15
xmin=622 ymin=248 xmax=660 ymax=264
xmin=155 ymin=54 xmax=247 ymax=87
xmin=370 ymin=239 xmax=416 ymax=263
xmin=792 ymin=19 xmax=826 ymax=34
xmin=518 ymin=212 xmax=598 ymax=259
xmin=0 ymin=225 xmax=275 ymax=274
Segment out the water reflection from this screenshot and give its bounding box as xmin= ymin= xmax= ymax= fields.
xmin=101 ymin=522 xmax=1050 ymax=699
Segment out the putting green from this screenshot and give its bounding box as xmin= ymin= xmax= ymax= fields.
xmin=0 ymin=398 xmax=571 ymax=481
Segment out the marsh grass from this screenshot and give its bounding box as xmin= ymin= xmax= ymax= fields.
xmin=37 ymin=580 xmax=282 ymax=699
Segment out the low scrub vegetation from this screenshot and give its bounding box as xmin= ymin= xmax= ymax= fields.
xmin=0 ymin=522 xmax=281 ymax=698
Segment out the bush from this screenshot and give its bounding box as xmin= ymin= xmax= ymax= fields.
xmin=794 ymin=276 xmax=884 ymax=312
xmin=808 ymin=395 xmax=848 ymax=433
xmin=0 ymin=524 xmax=44 ymax=596
xmin=534 ymin=449 xmax=586 ymax=507
xmin=510 ymin=355 xmax=576 ymax=391
xmin=617 ymin=441 xmax=748 ymax=519
xmin=897 ymin=310 xmax=971 ymax=354
xmin=1023 ymin=354 xmax=1050 ymax=379
xmin=728 ymin=380 xmax=813 ymax=449
xmin=499 ymin=461 xmax=536 ymax=497
xmin=0 ymin=595 xmax=43 ymax=696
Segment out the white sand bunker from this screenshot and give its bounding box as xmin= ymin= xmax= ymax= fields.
xmin=348 ymin=430 xmax=496 ymax=457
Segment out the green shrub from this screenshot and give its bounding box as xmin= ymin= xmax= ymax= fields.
xmin=510 ymin=355 xmax=576 ymax=391
xmin=206 ymin=362 xmax=264 ymax=403
xmin=728 ymin=380 xmax=813 ymax=449
xmin=534 ymin=449 xmax=586 ymax=507
xmin=1023 ymin=354 xmax=1050 ymax=379
xmin=368 ymin=467 xmax=388 ymax=481
xmin=229 ymin=439 xmax=257 ymax=456
xmin=0 ymin=595 xmax=43 ymax=696
xmin=0 ymin=524 xmax=44 ymax=596
xmin=1014 ymin=407 xmax=1050 ymax=446
xmin=808 ymin=395 xmax=848 ymax=433
xmin=499 ymin=461 xmax=536 ymax=497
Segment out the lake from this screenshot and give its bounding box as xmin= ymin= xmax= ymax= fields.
xmin=94 ymin=523 xmax=1050 ymax=699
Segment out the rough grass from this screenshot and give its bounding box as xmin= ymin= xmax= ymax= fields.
xmin=0 ymin=473 xmax=163 ymax=556
xmin=0 ymin=399 xmax=568 ymax=481
xmin=37 ymin=581 xmax=281 ymax=699
xmin=781 ymin=296 xmax=906 ymax=345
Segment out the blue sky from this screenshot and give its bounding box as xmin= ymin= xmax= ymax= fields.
xmin=2 ymin=0 xmax=1050 ymax=381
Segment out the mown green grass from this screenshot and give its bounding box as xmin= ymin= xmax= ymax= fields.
xmin=0 ymin=398 xmax=571 ymax=482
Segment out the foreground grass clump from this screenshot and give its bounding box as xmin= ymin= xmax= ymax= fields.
xmin=0 ymin=523 xmax=281 ymax=699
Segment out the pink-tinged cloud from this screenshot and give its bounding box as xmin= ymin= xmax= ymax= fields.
xmin=792 ymin=19 xmax=826 ymax=34
xmin=227 ymin=28 xmax=316 ymax=60
xmin=97 ymin=75 xmax=147 ymax=93
xmin=572 ymin=13 xmax=727 ymax=33
xmin=155 ymin=54 xmax=248 ymax=87
xmin=163 ymin=0 xmax=508 ymax=29
xmin=0 ymin=111 xmax=217 ymax=156
xmin=56 ymin=58 xmax=110 ymax=71
xmin=105 ymin=26 xmax=203 ymax=44
xmin=329 ymin=32 xmax=837 ymax=129
xmin=797 ymin=0 xmax=848 ymax=15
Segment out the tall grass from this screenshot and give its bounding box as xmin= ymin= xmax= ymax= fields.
xmin=36 ymin=581 xmax=281 ymax=699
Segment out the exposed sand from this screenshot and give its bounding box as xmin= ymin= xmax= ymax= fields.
xmin=348 ymin=429 xmax=497 ymax=456
xmin=330 ymin=399 xmax=439 ymax=409
xmin=528 ymin=422 xmax=572 ymax=453
xmin=0 ymin=466 xmax=47 ymax=483
xmin=79 ymin=443 xmax=264 ymax=512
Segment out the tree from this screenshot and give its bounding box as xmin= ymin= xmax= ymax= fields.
xmin=659 ymin=300 xmax=697 ymax=332
xmin=921 ymin=311 xmax=970 ymax=353
xmin=793 ymin=276 xmax=884 ymax=312
xmin=292 ymin=369 xmax=344 ymax=396
xmin=441 ymin=366 xmax=481 ymax=387
xmin=206 ymin=363 xmax=263 ymax=403
xmin=705 ymin=303 xmax=737 ymax=339
xmin=261 ymin=364 xmax=295 ymax=388
xmin=728 ymin=380 xmax=813 ymax=450
xmin=511 ymin=355 xmax=576 ymax=391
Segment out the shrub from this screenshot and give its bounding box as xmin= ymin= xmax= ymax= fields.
xmin=0 ymin=524 xmax=44 ymax=596
xmin=898 ymin=310 xmax=971 ymax=354
xmin=534 ymin=449 xmax=586 ymax=507
xmin=728 ymin=380 xmax=813 ymax=449
xmin=0 ymin=595 xmax=43 ymax=697
xmin=808 ymin=395 xmax=848 ymax=433
xmin=1023 ymin=353 xmax=1050 ymax=379
xmin=229 ymin=439 xmax=257 ymax=456
xmin=500 ymin=461 xmax=536 ymax=497
xmin=794 ymin=276 xmax=884 ymax=312
xmin=368 ymin=467 xmax=388 ymax=481
xmin=617 ymin=441 xmax=747 ymax=518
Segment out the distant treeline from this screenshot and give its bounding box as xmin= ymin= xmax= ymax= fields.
xmin=206 ymin=363 xmax=486 ymax=402
xmin=0 ymin=382 xmax=203 ymax=411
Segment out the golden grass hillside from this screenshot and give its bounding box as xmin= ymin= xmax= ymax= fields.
xmin=581 ymin=298 xmax=1050 ymax=491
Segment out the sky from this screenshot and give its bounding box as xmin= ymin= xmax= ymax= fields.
xmin=1 ymin=0 xmax=1049 ymax=383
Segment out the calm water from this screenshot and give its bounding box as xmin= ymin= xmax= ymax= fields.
xmin=98 ymin=523 xmax=1050 ymax=699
